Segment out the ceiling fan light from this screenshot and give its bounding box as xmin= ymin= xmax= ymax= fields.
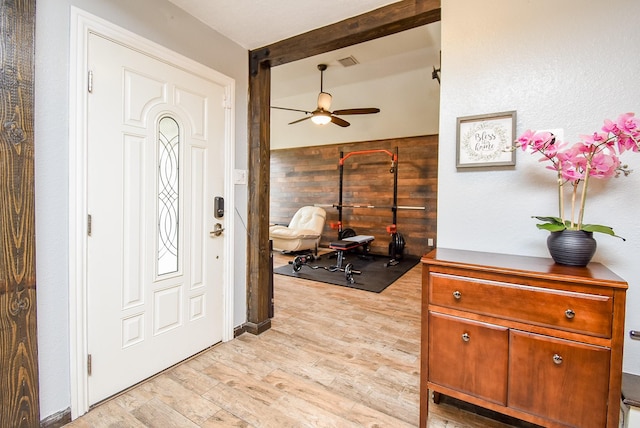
xmin=311 ymin=113 xmax=331 ymax=125
xmin=317 ymin=92 xmax=332 ymax=110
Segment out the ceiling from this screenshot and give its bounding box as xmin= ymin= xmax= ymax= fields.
xmin=270 ymin=23 xmax=440 ymax=102
xmin=165 ymin=0 xmax=403 ymax=50
xmin=165 ymin=0 xmax=442 ymax=146
xmin=165 ymin=0 xmax=441 ymax=100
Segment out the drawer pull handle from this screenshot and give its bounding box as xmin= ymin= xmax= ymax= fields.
xmin=553 ymin=354 xmax=563 ymax=365
xmin=461 ymin=333 xmax=470 ymax=342
xmin=565 ymin=309 xmax=576 ymax=319
xmin=453 ymin=290 xmax=462 ymax=300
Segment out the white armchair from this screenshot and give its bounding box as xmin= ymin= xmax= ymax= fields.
xmin=269 ymin=206 xmax=326 ymax=254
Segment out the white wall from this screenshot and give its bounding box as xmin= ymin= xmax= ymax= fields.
xmin=34 ymin=0 xmax=248 ymax=419
xmin=439 ymin=0 xmax=640 ymax=374
xmin=271 ymin=68 xmax=439 ymax=149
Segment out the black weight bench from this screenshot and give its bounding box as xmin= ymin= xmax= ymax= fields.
xmin=329 ymin=235 xmax=375 ymax=269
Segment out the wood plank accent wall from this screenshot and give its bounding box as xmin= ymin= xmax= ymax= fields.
xmin=270 ymin=135 xmax=438 ymax=257
xmin=0 ymin=0 xmax=40 ymax=426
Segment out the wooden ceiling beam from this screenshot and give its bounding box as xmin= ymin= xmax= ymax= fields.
xmin=250 ymin=0 xmax=441 ymax=73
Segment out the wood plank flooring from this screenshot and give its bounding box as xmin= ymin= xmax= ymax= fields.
xmin=65 ymin=251 xmax=525 ymax=428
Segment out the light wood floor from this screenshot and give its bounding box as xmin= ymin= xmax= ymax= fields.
xmin=65 ymin=252 xmax=526 ymax=428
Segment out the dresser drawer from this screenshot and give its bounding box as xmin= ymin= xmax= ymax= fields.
xmin=429 ymin=273 xmax=613 ymax=338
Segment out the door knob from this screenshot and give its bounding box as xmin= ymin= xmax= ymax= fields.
xmin=210 ymin=223 xmax=224 ymax=237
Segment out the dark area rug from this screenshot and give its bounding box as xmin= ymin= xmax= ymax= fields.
xmin=274 ymin=253 xmax=420 ymax=293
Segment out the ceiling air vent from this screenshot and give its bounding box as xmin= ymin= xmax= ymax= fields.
xmin=337 ymin=56 xmax=359 ymax=67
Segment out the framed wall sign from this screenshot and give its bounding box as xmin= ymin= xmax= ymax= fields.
xmin=456 ymin=111 xmax=516 ymax=168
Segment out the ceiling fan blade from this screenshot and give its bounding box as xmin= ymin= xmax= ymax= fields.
xmin=332 ymin=108 xmax=380 ymax=115
xmin=288 ymin=116 xmax=312 ymax=125
xmin=330 ymin=115 xmax=350 ymax=127
xmin=271 ymin=106 xmax=313 ymax=114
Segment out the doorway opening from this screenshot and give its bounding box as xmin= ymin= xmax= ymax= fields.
xmin=246 ymin=2 xmax=442 ymax=329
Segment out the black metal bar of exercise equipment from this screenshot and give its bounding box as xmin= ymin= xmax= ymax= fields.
xmin=386 ymin=146 xmax=402 ymax=267
xmin=291 ymin=255 xmax=361 ymax=284
xmin=392 ymin=146 xmax=398 ymax=227
xmin=338 ymin=150 xmax=344 ymax=239
xmin=318 ymin=204 xmax=425 ymax=210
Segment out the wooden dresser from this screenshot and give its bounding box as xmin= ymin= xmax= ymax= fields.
xmin=420 ymin=248 xmax=627 ymax=428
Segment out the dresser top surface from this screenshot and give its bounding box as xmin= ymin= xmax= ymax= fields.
xmin=422 ymin=248 xmax=627 ymax=289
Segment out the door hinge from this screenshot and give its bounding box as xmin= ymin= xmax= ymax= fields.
xmin=88 ymin=70 xmax=93 ymax=93
xmin=87 ymin=214 xmax=92 ymax=236
xmin=87 ymin=354 xmax=92 ymax=376
xmin=223 ymin=95 xmax=231 ymax=110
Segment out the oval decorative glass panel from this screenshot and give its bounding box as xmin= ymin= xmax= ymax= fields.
xmin=157 ymin=116 xmax=180 ymax=275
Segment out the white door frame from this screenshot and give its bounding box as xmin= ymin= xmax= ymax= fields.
xmin=68 ymin=7 xmax=235 ymax=418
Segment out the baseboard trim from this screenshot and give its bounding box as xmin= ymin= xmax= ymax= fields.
xmin=243 ymin=319 xmax=272 ymax=335
xmin=40 ymin=408 xmax=71 ymax=428
xmin=234 ymin=324 xmax=247 ymax=337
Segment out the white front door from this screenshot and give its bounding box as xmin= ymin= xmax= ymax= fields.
xmin=85 ymin=32 xmax=227 ymax=404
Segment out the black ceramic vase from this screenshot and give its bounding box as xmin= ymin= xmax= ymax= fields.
xmin=546 ymin=230 xmax=597 ymax=266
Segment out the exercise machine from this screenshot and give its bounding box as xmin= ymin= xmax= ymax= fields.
xmin=317 ymin=147 xmax=425 ymax=266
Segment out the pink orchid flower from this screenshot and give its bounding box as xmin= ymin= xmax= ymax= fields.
xmin=616 ymin=112 xmax=639 ymax=135
xmin=518 ymin=130 xmax=554 ymax=151
xmin=589 ymin=151 xmax=621 ymax=179
xmin=604 ymin=113 xmax=640 ymax=153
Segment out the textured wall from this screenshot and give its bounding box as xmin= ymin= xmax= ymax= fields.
xmin=438 ymin=0 xmax=640 ymax=374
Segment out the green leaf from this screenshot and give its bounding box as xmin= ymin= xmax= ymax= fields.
xmin=531 ymin=216 xmax=626 ymax=240
xmin=581 ymin=224 xmax=626 ymax=240
xmin=532 ymin=216 xmax=565 ymax=226
xmin=535 ymin=223 xmax=567 ymax=232
xmin=532 ymin=216 xmax=567 ymax=231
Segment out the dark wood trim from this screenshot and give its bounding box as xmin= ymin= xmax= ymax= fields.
xmin=262 ymin=0 xmax=441 ymax=68
xmin=40 ymin=408 xmax=72 ymax=428
xmin=0 ymin=0 xmax=40 ymax=426
xmin=233 ymin=324 xmax=247 ymax=337
xmin=243 ymin=320 xmax=272 ymax=336
xmin=246 ymin=54 xmax=273 ymax=333
xmin=246 ymin=0 xmax=441 ymax=333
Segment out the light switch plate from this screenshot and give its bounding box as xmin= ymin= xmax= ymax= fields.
xmin=234 ymin=169 xmax=247 ymax=185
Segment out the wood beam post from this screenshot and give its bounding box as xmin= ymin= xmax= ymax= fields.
xmin=0 ymin=0 xmax=40 ymax=425
xmin=245 ymin=52 xmax=272 ymax=334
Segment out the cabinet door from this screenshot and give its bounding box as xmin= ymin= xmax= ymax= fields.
xmin=508 ymin=330 xmax=610 ymax=428
xmin=428 ymin=312 xmax=509 ymax=405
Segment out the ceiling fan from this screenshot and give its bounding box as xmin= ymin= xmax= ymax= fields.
xmin=271 ymin=64 xmax=380 ymax=127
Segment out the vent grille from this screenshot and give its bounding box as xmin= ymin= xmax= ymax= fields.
xmin=338 ymin=56 xmax=359 ymax=67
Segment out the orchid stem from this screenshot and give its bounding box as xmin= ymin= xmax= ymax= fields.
xmin=578 ymin=166 xmax=590 ymax=229
xmin=570 ymin=182 xmax=577 ymax=228
xmin=557 ymin=174 xmax=564 ymax=222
